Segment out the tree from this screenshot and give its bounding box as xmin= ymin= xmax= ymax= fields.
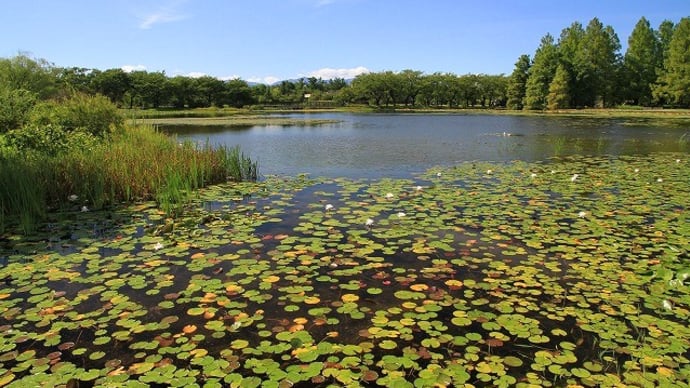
xmin=657 ymin=20 xmax=676 ymax=64
xmin=0 ymin=54 xmax=57 ymax=99
xmin=547 ymin=64 xmax=571 ymax=110
xmin=91 ymin=68 xmax=130 ymax=105
xmin=557 ymin=22 xmax=585 ymax=107
xmin=506 ymin=54 xmax=531 ymax=109
xmin=225 ymin=79 xmax=254 ymax=108
xmin=623 ymin=17 xmax=660 ymax=105
xmin=652 ymin=17 xmax=690 ymax=107
xmin=524 ymin=34 xmax=559 ymax=109
xmin=398 ymin=69 xmax=422 ymax=106
xmin=574 ymin=18 xmax=621 ymax=107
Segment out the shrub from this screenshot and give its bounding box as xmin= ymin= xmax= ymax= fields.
xmin=0 ymin=87 xmax=36 ymax=132
xmin=29 ymin=93 xmax=123 ymax=137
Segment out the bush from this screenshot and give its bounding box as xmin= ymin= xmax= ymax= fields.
xmin=0 ymin=87 xmax=36 ymax=132
xmin=29 ymin=93 xmax=123 ymax=137
xmin=5 ymin=124 xmax=99 ymax=155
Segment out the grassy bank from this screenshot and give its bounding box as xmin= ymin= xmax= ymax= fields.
xmin=0 ymin=124 xmax=257 ymax=233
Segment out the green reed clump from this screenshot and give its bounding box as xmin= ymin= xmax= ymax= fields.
xmin=0 ymin=124 xmax=258 ymax=232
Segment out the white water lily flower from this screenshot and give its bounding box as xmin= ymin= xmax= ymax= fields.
xmin=153 ymin=242 xmax=164 ymax=251
xmin=68 ymin=194 xmax=78 ymax=202
xmin=530 ymin=173 xmax=537 ymax=178
xmin=634 ymin=168 xmax=640 ymax=173
xmin=415 ymin=185 xmax=423 ymax=191
xmin=657 ymin=178 xmax=663 ymax=183
xmin=324 ymin=204 xmax=334 ymax=211
xmin=550 ymin=170 xmax=556 ymax=174
xmin=570 ymin=174 xmax=579 ymax=182
xmin=676 ymin=159 xmax=681 ymax=163
xmin=385 ymin=193 xmax=394 ymax=199
xmin=578 ymin=211 xmax=587 ymax=218
xmin=662 ymin=300 xmax=673 ymax=311
xmin=365 ymin=218 xmax=374 ymax=227
xmin=81 ymin=206 xmax=89 ymax=212
xmin=397 ymin=212 xmax=406 ymax=218
xmin=486 ymin=169 xmax=493 ymax=175
xmin=436 ymin=172 xmax=442 ymax=177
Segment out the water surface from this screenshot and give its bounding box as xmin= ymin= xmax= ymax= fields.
xmin=164 ymin=113 xmax=689 ymax=178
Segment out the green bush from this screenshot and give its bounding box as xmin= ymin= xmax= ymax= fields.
xmin=0 ymin=87 xmax=36 ymax=132
xmin=29 ymin=93 xmax=123 ymax=137
xmin=5 ymin=124 xmax=99 ymax=155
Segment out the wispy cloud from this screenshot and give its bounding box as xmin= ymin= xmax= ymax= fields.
xmin=305 ymin=66 xmax=369 ymax=79
xmin=139 ymin=1 xmax=188 ymax=29
xmin=121 ymin=64 xmax=147 ymax=72
xmin=247 ymin=76 xmax=281 ymax=85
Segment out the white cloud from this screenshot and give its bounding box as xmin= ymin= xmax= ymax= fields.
xmin=219 ymin=75 xmax=242 ymax=81
xmin=247 ymin=76 xmax=281 ymax=85
xmin=138 ymin=2 xmax=188 ymax=29
xmin=184 ymin=72 xmax=207 ymax=79
xmin=121 ymin=64 xmax=147 ymax=73
xmin=305 ymin=66 xmax=369 ymax=80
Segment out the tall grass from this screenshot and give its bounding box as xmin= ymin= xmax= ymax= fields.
xmin=0 ymin=124 xmax=258 ymax=233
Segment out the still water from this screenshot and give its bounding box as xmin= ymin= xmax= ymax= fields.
xmin=164 ymin=113 xmax=689 ymax=178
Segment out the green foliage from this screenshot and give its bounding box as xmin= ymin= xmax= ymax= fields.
xmin=0 ymin=86 xmax=36 ymax=132
xmin=0 ymin=125 xmax=258 ymax=232
xmin=506 ymin=55 xmax=531 ymax=109
xmin=653 ymin=17 xmax=690 ymax=107
xmin=575 ymin=18 xmax=621 ymax=107
xmin=29 ymin=93 xmax=123 ymax=137
xmin=0 ymin=54 xmax=57 ymax=99
xmin=524 ymin=34 xmax=559 ymax=110
xmin=547 ymin=64 xmax=571 ymax=110
xmin=4 ymin=124 xmax=99 ymax=155
xmin=623 ymin=17 xmax=661 ymax=106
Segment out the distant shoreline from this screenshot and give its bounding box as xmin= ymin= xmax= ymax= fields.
xmin=129 ymin=107 xmax=690 ymax=127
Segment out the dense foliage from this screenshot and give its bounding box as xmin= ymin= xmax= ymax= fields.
xmin=0 ymin=56 xmax=257 ymax=233
xmin=510 ymin=16 xmax=690 ymax=109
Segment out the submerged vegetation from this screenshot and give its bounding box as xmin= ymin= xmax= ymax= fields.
xmin=0 ymin=154 xmax=688 ymax=387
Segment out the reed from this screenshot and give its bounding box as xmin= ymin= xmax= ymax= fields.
xmin=0 ymin=124 xmax=258 ymax=232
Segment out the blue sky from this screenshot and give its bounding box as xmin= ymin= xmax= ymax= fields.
xmin=1 ymin=1 xmax=687 ymax=83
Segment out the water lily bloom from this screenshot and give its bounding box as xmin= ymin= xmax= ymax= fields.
xmin=530 ymin=173 xmax=537 ymax=178
xmin=676 ymin=159 xmax=681 ymax=163
xmin=486 ymin=169 xmax=492 ymax=174
xmin=578 ymin=211 xmax=586 ymax=218
xmin=415 ymin=185 xmax=423 ymax=191
xmin=570 ymin=174 xmax=579 ymax=182
xmin=436 ymin=172 xmax=442 ymax=177
xmin=662 ymin=300 xmax=673 ymax=311
xmin=81 ymin=206 xmax=89 ymax=212
xmin=385 ymin=193 xmax=394 ymax=199
xmin=397 ymin=212 xmax=406 ymax=218
xmin=365 ymin=218 xmax=374 ymax=227
xmin=153 ymin=242 xmax=164 ymax=251
xmin=634 ymin=168 xmax=640 ymax=173
xmin=657 ymin=178 xmax=663 ymax=183
xmin=550 ymin=170 xmax=556 ymax=174
xmin=325 ymin=204 xmax=334 ymax=211
xmin=68 ymin=194 xmax=78 ymax=202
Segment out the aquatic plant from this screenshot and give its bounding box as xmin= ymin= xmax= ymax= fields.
xmin=0 ymin=153 xmax=687 ymax=387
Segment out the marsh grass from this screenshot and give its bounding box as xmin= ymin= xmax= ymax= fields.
xmin=0 ymin=124 xmax=258 ymax=232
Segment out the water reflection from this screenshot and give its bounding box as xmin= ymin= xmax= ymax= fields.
xmin=163 ymin=113 xmax=689 ymax=178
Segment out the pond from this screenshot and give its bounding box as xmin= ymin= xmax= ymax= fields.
xmin=1 ymin=114 xmax=689 ymax=387
xmin=163 ymin=113 xmax=689 ymax=178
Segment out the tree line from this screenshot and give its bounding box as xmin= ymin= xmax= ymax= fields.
xmin=2 ymin=15 xmax=688 ymax=114
xmin=507 ymin=16 xmax=690 ymax=109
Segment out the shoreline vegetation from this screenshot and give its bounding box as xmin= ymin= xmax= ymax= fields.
xmin=131 ymin=106 xmax=690 ymax=128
